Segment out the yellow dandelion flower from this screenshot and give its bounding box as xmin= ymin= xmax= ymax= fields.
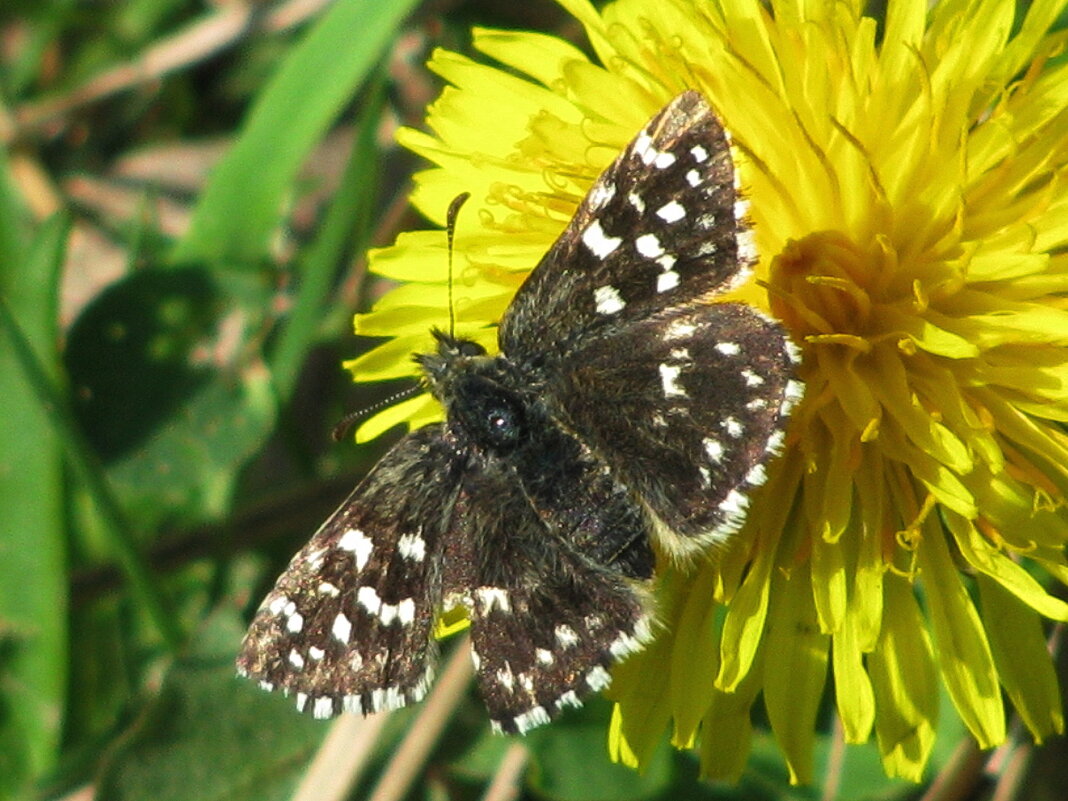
xmin=348 ymin=0 xmax=1068 ymax=784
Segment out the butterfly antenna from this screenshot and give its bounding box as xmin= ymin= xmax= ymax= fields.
xmin=332 ymin=382 xmax=423 ymax=442
xmin=445 ymin=192 xmax=470 ymax=338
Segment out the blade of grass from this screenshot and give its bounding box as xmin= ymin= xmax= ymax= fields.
xmin=0 ymin=208 xmax=69 ymax=797
xmin=480 ymin=743 xmax=529 ymax=801
xmin=0 ymin=295 xmax=182 ymax=652
xmin=364 ymin=638 xmax=475 ymax=801
xmin=171 ymin=0 xmax=419 ymax=268
xmin=269 ymin=69 xmax=387 ymax=398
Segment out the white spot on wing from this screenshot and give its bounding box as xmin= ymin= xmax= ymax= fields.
xmin=685 ymin=169 xmax=701 ymax=187
xmin=474 ymin=586 xmax=511 ymax=613
xmin=657 ymin=271 xmax=679 ymax=292
xmin=627 ymin=191 xmax=645 ymax=213
xmin=785 ymin=379 xmax=805 ymax=405
xmin=691 ymin=144 xmax=709 ymax=162
xmin=496 ymin=664 xmax=514 ymax=690
xmin=370 ymin=689 xmax=386 ymax=712
xmin=309 ymin=646 xmax=325 ymax=661
xmin=741 ymin=369 xmax=764 ymax=387
xmin=512 ymin=706 xmax=551 ymax=733
xmin=653 ymin=151 xmax=677 ymax=169
xmin=387 ymin=598 xmax=416 ymax=626
xmin=737 ymin=226 xmax=758 ymax=262
xmin=609 ymin=618 xmax=653 ymax=659
xmin=656 ymin=200 xmax=686 ymax=223
xmin=665 ymin=319 xmax=696 ymax=340
xmin=286 ymin=611 xmax=304 ymax=633
xmin=716 ymin=341 xmax=741 ymax=356
xmin=723 ymin=416 xmax=744 ymax=438
xmin=633 ymin=131 xmax=655 ymax=163
xmin=318 ymin=581 xmax=340 ymax=597
xmin=636 ymin=233 xmax=664 ymax=259
xmin=288 ymin=649 xmax=305 ymax=669
xmin=313 ymin=696 xmax=334 ymax=719
xmin=338 ymin=528 xmax=374 ymax=571
xmin=588 ymin=180 xmax=616 ymax=210
xmin=659 ymin=363 xmax=687 ymax=398
xmin=536 ymin=648 xmax=555 ymax=665
xmin=332 ymin=612 xmax=352 ymax=643
xmin=357 ymin=585 xmax=381 ymax=615
xmin=556 ymin=690 xmax=581 ymax=709
xmin=397 ymin=532 xmax=426 ymax=562
xmin=586 ymin=665 xmax=612 ymax=691
xmin=766 ymin=430 xmax=786 ymax=454
xmin=593 ymin=285 xmax=625 ymax=315
xmin=719 ymin=488 xmax=750 ymax=517
xmin=582 ymin=219 xmax=622 ymax=258
xmin=746 ymin=463 xmax=768 ymax=486
xmin=555 ymin=624 xmax=579 ymax=649
xmin=703 ymin=437 xmax=725 ymax=463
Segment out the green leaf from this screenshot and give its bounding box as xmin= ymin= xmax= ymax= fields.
xmin=0 ymin=203 xmax=69 ymax=800
xmin=171 ymin=0 xmax=419 ymax=268
xmin=525 ymin=701 xmax=673 ymax=801
xmin=268 ymin=72 xmax=387 ymax=397
xmin=65 ymin=267 xmax=277 ymax=528
xmin=96 ymin=610 xmax=328 ymax=801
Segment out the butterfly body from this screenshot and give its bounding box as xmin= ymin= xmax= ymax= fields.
xmin=238 ymin=91 xmax=802 ymax=733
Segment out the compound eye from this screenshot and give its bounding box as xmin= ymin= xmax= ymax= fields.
xmin=485 ymin=405 xmax=521 ymax=447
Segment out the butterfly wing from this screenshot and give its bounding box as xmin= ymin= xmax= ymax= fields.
xmin=553 ymin=303 xmax=801 ymax=556
xmin=498 ymin=89 xmax=800 ymax=556
xmin=499 ymin=90 xmax=751 ymax=362
xmin=237 ymin=426 xmax=461 ymax=718
xmin=445 ymin=438 xmax=654 ymax=733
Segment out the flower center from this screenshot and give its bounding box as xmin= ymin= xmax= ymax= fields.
xmin=768 ymin=231 xmax=885 ymax=352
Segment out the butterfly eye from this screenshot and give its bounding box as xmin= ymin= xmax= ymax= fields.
xmin=486 ymin=406 xmax=521 ymax=446
xmin=452 ymin=374 xmax=527 ymax=451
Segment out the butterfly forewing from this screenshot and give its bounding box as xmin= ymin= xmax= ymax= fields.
xmin=237 ymin=426 xmax=460 ymax=717
xmin=499 ymin=91 xmax=751 ymax=362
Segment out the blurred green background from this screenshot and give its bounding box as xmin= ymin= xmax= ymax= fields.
xmin=0 ymin=2 xmax=1064 ymax=800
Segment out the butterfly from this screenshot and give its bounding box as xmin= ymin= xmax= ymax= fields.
xmin=237 ymin=90 xmax=802 ymax=733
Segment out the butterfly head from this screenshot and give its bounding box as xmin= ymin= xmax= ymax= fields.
xmin=416 ymin=329 xmax=530 ymax=453
xmin=416 ymin=328 xmax=488 ymax=383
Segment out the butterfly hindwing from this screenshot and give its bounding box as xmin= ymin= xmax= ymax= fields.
xmin=237 ymin=426 xmax=460 ymax=717
xmin=554 ymin=304 xmax=802 ymax=554
xmin=468 ymin=562 xmax=653 ymax=734
xmin=445 ymin=447 xmax=654 ymax=733
xmin=499 ymin=90 xmax=752 ymax=362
